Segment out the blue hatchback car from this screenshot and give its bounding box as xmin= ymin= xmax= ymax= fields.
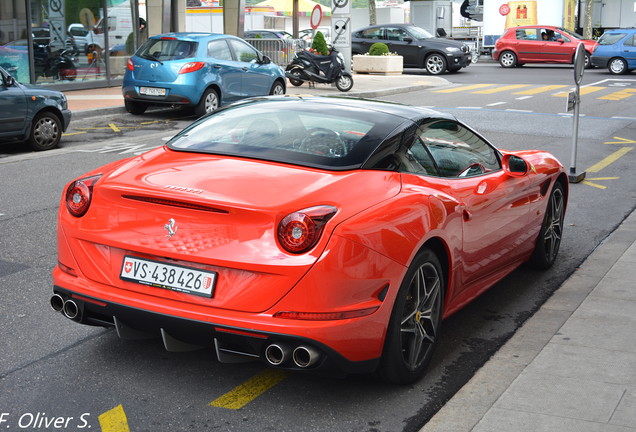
xmin=590 ymin=28 xmax=636 ymax=75
xmin=122 ymin=33 xmax=287 ymax=116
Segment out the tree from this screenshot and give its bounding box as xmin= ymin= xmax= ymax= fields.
xmin=583 ymin=0 xmax=593 ymax=39
xmin=369 ymin=0 xmax=377 ymax=25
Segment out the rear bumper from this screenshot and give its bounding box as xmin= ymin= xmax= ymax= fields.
xmin=122 ymin=85 xmax=200 ymax=107
xmin=52 ymin=283 xmax=380 ymax=375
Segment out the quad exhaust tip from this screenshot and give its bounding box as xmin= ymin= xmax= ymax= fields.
xmin=292 ymin=345 xmax=320 ymax=368
xmin=62 ymin=299 xmax=80 ymax=320
xmin=264 ymin=343 xmax=291 ymax=366
xmin=50 ymin=294 xmax=65 ymax=312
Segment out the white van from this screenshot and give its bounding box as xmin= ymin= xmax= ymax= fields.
xmin=84 ymin=6 xmax=135 ymax=53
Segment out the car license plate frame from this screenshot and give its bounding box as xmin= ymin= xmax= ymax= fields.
xmin=120 ymin=256 xmax=216 ymax=298
xmin=139 ymin=87 xmax=166 ymax=96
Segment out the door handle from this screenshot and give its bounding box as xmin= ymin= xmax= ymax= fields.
xmin=462 ymin=209 xmax=472 ymax=221
xmin=213 ymin=65 xmax=221 ymax=68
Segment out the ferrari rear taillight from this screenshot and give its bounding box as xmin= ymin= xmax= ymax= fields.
xmin=179 ymin=62 xmax=205 ymax=74
xmin=127 ymin=58 xmax=134 ymax=71
xmin=65 ymin=175 xmax=102 ymax=217
xmin=277 ymin=205 xmax=337 ymax=254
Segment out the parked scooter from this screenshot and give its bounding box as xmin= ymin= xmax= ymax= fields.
xmin=285 ymin=46 xmax=353 ymax=92
xmin=35 ymin=45 xmax=78 ymax=81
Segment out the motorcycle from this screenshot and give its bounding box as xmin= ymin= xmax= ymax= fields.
xmin=35 ymin=45 xmax=78 ymax=81
xmin=285 ymin=46 xmax=353 ymax=92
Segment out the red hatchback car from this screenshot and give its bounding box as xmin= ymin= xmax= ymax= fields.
xmin=493 ymin=25 xmax=597 ymax=68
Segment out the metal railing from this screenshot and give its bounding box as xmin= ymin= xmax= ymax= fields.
xmin=245 ymin=38 xmax=307 ymax=67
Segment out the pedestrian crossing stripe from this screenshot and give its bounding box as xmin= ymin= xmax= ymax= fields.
xmin=514 ymin=85 xmax=568 ymax=95
xmin=472 ymin=84 xmax=531 ymax=94
xmin=434 ymin=84 xmax=636 ymax=101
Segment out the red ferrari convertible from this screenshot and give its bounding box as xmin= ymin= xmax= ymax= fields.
xmin=52 ymin=96 xmax=567 ymax=384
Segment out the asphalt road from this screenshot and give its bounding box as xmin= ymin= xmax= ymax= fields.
xmin=0 ymin=64 xmax=634 ymax=432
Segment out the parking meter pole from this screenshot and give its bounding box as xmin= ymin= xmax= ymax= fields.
xmin=569 ymin=85 xmax=585 ymax=183
xmin=568 ymin=42 xmax=586 ymax=184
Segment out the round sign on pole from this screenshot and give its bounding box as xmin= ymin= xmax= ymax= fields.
xmin=573 ymin=42 xmax=586 ymax=86
xmin=310 ymin=4 xmax=322 ymax=30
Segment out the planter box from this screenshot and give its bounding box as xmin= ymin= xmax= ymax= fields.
xmin=353 ymin=55 xmax=403 ymax=75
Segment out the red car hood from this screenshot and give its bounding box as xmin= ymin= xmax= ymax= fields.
xmin=62 ymin=147 xmax=402 ymax=312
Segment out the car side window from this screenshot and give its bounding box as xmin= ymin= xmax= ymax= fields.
xmin=361 ymin=28 xmax=385 ymax=40
xmin=626 ymin=35 xmax=636 ymax=47
xmin=415 ymin=120 xmax=500 ymax=178
xmin=516 ymin=29 xmax=537 ymax=40
xmin=553 ymin=31 xmax=570 ymax=42
xmin=386 ymin=28 xmax=408 ymax=42
xmin=228 ymin=39 xmax=260 ymax=63
xmin=208 ymin=39 xmax=233 ymax=61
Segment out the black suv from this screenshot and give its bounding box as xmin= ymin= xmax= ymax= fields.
xmin=352 ymin=24 xmax=471 ymax=75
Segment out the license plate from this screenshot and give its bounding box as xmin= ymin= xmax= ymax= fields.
xmin=140 ymin=87 xmax=166 ymax=96
xmin=120 ymin=256 xmax=216 ymax=298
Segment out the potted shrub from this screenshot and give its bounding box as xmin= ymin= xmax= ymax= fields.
xmin=353 ymin=42 xmax=403 ymax=75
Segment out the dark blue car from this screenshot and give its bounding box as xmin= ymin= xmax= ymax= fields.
xmin=122 ymin=33 xmax=287 ymax=116
xmin=0 ymin=66 xmax=72 ymax=151
xmin=591 ymin=28 xmax=636 ymax=75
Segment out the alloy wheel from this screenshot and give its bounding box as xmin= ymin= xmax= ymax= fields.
xmin=400 ymin=262 xmax=442 ymax=371
xmin=541 ymin=186 xmax=564 ymax=264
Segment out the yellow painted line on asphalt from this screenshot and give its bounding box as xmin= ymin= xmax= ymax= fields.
xmin=62 ymin=131 xmax=87 ymax=136
xmin=554 ymin=86 xmax=605 ymax=97
xmin=582 ymin=180 xmax=607 ymax=190
xmin=586 ymin=147 xmax=633 ymax=173
xmin=209 ymin=368 xmax=289 ymax=410
xmin=434 ymin=84 xmax=495 ymax=93
xmin=513 ymin=85 xmax=568 ymax=95
xmin=598 ymin=88 xmax=636 ymax=101
xmin=472 ymin=84 xmax=531 ymax=94
xmin=604 ymin=137 xmax=636 ymax=145
xmin=109 ymin=123 xmax=121 ymax=132
xmin=98 ymin=405 xmax=130 ymax=432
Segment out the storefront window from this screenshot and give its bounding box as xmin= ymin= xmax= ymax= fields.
xmin=1 ymin=0 xmax=141 ymax=86
xmin=0 ymin=2 xmax=31 ymax=82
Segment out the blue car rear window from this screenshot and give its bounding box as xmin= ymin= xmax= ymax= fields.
xmin=138 ymin=39 xmax=198 ymax=61
xmin=598 ymin=33 xmax=627 ymax=45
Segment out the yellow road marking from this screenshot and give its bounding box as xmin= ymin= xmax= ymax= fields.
xmin=586 ymin=177 xmax=620 ymax=180
xmin=554 ymin=86 xmax=605 ymax=97
xmin=472 ymin=84 xmax=531 ymax=94
xmin=434 ymin=84 xmax=495 ymax=93
xmin=598 ymin=88 xmax=636 ymax=101
xmin=109 ymin=123 xmax=121 ymax=132
xmin=586 ymin=147 xmax=633 ymax=173
xmin=604 ymin=137 xmax=636 ymax=145
xmin=62 ymin=131 xmax=87 ymax=136
xmin=209 ymin=368 xmax=289 ymax=410
xmin=582 ymin=181 xmax=607 ymax=190
xmin=513 ymin=85 xmax=568 ymax=95
xmin=98 ymin=405 xmax=130 ymax=432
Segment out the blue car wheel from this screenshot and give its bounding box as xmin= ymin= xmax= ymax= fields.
xmin=195 ymin=88 xmax=219 ymax=117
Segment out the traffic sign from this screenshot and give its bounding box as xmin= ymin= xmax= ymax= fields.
xmin=310 ymin=4 xmax=322 ymax=30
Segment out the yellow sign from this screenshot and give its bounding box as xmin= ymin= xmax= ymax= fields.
xmin=505 ymin=1 xmax=538 ymax=29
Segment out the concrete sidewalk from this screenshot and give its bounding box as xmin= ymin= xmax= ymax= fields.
xmin=422 ymin=209 xmax=636 ymax=432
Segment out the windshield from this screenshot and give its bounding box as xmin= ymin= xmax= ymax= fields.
xmin=167 ymin=99 xmax=403 ymax=170
xmin=406 ymin=25 xmax=435 ymax=40
xmin=137 ymin=38 xmax=198 ymax=61
xmin=559 ymin=27 xmax=585 ymax=40
xmin=598 ymin=32 xmax=627 ymax=45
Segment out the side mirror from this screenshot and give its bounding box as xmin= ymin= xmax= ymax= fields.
xmin=261 ymin=55 xmax=271 ymax=65
xmin=404 ymin=37 xmax=413 ymax=43
xmin=502 ymin=154 xmax=529 ymax=177
xmin=3 ymin=75 xmax=16 ymax=87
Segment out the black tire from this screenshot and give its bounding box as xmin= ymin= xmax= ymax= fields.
xmin=529 ymin=181 xmax=565 ymax=269
xmin=584 ymin=52 xmax=592 ymax=69
xmin=288 ymin=68 xmax=304 ymax=87
xmin=335 ymin=74 xmax=353 ymax=92
xmin=378 ymin=248 xmax=444 ymax=384
xmin=28 ymin=112 xmax=62 ymax=151
xmin=424 ymin=53 xmax=447 ymax=75
xmin=608 ymin=57 xmax=628 ymax=75
xmin=269 ymin=80 xmax=285 ymax=95
xmin=195 ymin=87 xmax=219 ymax=117
xmin=499 ymin=50 xmax=517 ymax=68
xmin=124 ymin=100 xmax=148 ymax=115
